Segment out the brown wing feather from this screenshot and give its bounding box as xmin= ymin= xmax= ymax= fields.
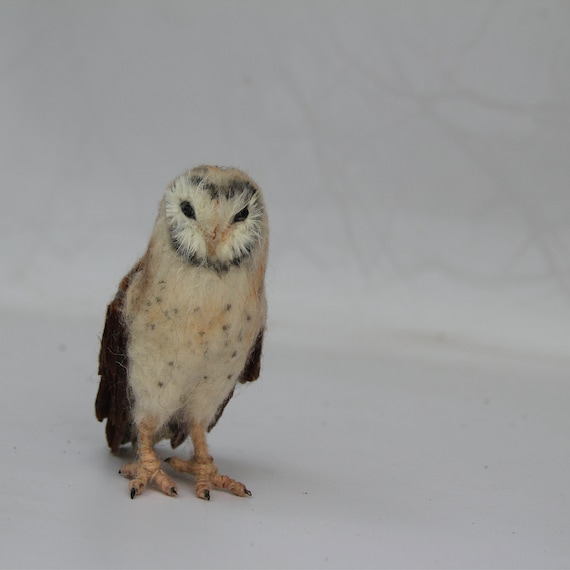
xmin=95 ymin=261 xmax=142 ymax=452
xmin=207 ymin=329 xmax=265 ymax=432
xmin=239 ymin=329 xmax=264 ymax=384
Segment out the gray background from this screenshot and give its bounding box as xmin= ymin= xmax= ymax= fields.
xmin=1 ymin=1 xmax=569 ymax=568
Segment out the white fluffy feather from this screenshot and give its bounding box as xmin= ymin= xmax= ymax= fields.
xmin=164 ymin=172 xmax=264 ymax=270
xmin=125 ymin=166 xmax=268 ymax=432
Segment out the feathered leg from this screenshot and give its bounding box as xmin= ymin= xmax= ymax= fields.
xmin=119 ymin=418 xmax=178 ymax=499
xmin=166 ymin=423 xmax=250 ymax=500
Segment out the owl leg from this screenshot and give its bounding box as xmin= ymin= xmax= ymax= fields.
xmin=166 ymin=423 xmax=250 ymax=500
xmin=119 ymin=418 xmax=178 ymax=499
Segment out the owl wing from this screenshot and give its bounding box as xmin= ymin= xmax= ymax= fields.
xmin=207 ymin=329 xmax=265 ymax=432
xmin=95 ymin=261 xmax=143 ymax=452
xmin=239 ymin=329 xmax=265 ymax=385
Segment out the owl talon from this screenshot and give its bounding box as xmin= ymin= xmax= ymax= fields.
xmin=167 ymin=454 xmax=249 ymax=499
xmin=120 ymin=457 xmax=177 ymax=499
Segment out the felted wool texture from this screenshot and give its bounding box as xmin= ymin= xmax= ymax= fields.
xmin=124 ymin=209 xmax=267 ymax=431
xmin=96 ymin=165 xmax=268 ymax=478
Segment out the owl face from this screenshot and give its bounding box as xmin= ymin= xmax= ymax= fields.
xmin=164 ymin=166 xmax=265 ymax=272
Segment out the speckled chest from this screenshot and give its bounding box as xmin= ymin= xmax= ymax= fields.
xmin=126 ymin=263 xmax=263 ymax=390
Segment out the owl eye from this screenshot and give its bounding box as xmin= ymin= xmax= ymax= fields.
xmin=233 ymin=206 xmax=249 ymax=223
xmin=180 ymin=200 xmax=196 ymax=220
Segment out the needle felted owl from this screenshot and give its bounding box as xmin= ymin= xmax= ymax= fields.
xmin=95 ymin=165 xmax=268 ymax=500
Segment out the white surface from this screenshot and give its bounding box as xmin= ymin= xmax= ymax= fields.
xmin=1 ymin=1 xmax=570 ymax=568
xmin=1 ymin=312 xmax=569 ymax=568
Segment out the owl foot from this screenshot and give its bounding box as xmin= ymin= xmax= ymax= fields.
xmin=119 ymin=461 xmax=178 ymax=499
xmin=165 ymin=456 xmax=250 ymax=500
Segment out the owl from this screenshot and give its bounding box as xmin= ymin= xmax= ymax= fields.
xmin=95 ymin=165 xmax=268 ymax=500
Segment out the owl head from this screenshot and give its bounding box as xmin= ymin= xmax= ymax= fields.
xmin=163 ymin=165 xmax=266 ymax=273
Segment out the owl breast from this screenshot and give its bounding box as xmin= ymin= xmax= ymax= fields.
xmin=125 ymin=262 xmax=265 ymax=429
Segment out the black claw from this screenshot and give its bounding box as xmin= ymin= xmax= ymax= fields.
xmin=130 ymin=488 xmax=137 ymax=500
xmin=170 ymin=487 xmax=177 ymax=496
xmin=203 ymin=490 xmax=210 ymax=501
xmin=164 ymin=457 xmax=172 ymax=463
xmin=118 ymin=469 xmax=122 ymax=475
xmin=245 ymin=488 xmax=252 ymax=497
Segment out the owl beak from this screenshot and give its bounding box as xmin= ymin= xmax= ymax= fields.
xmin=207 ymin=226 xmax=219 ymax=256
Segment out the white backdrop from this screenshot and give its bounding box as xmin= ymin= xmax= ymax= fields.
xmin=2 ymin=0 xmax=570 ymax=355
xmin=1 ymin=2 xmax=570 ymax=568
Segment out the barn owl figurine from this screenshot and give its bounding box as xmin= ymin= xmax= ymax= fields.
xmin=95 ymin=165 xmax=268 ymax=500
